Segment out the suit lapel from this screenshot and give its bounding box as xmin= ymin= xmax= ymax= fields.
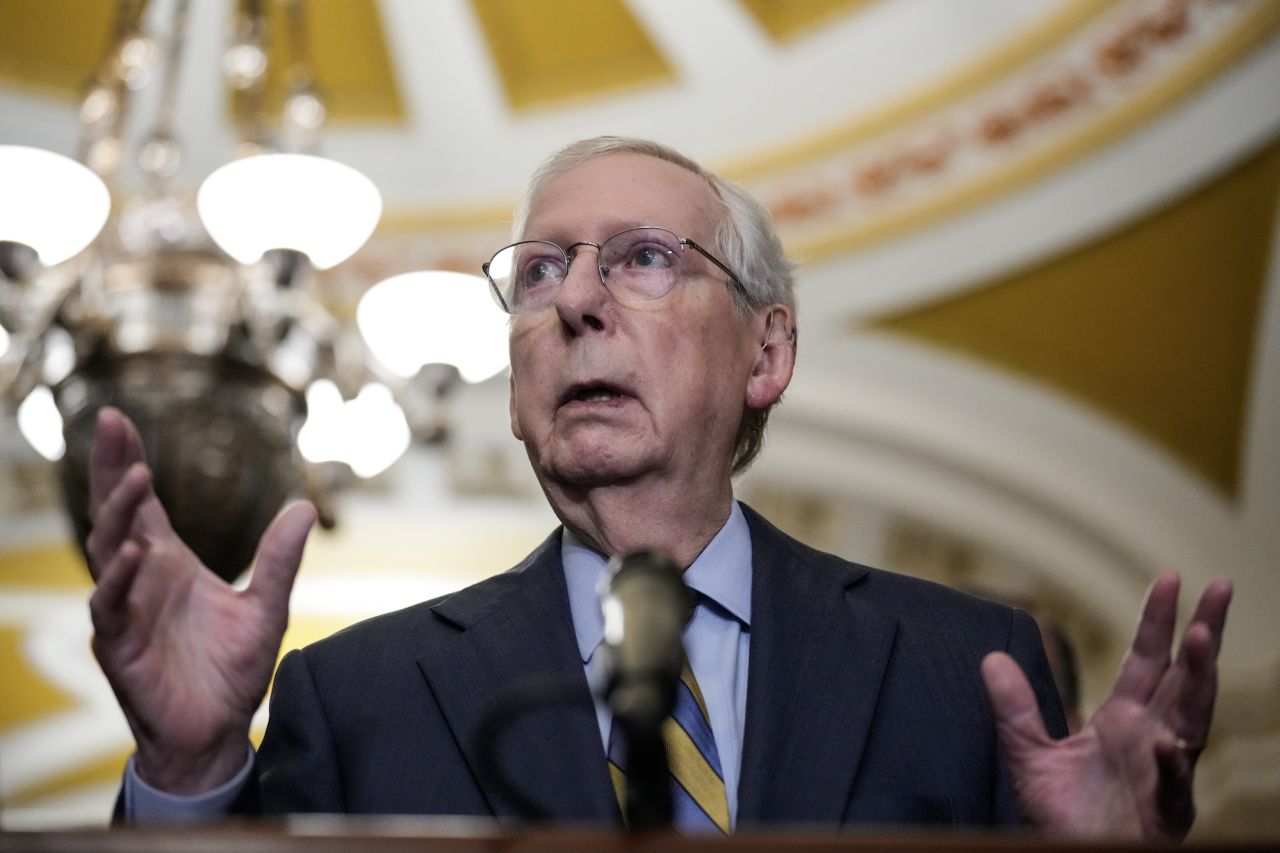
xmin=415 ymin=532 xmax=618 ymax=823
xmin=736 ymin=507 xmax=899 ymax=825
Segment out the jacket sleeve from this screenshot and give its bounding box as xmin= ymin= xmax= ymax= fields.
xmin=234 ymin=647 xmax=346 ymax=815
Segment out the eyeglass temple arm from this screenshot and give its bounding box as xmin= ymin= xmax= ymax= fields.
xmin=681 ymin=239 xmax=744 ymax=293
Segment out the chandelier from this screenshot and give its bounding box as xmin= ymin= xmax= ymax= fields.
xmin=0 ymin=0 xmax=509 ymax=581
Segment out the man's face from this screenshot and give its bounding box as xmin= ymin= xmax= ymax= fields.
xmin=508 ymin=152 xmax=762 ymax=492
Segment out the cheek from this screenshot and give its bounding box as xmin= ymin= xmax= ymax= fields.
xmin=508 ymin=322 xmax=554 ymax=401
xmin=661 ymin=319 xmax=750 ymax=412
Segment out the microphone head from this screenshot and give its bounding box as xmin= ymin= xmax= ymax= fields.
xmin=601 ymin=549 xmax=692 ymax=729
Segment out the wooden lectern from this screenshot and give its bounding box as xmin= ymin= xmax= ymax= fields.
xmin=1 ymin=820 xmax=1273 ymax=853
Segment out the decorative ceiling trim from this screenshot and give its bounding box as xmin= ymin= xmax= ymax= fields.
xmin=783 ymin=0 xmax=1280 ymax=261
xmin=376 ymin=0 xmax=1276 ymax=263
xmin=374 ymin=0 xmax=1112 ymax=234
xmin=379 ymin=202 xmax=515 ymax=233
xmin=722 ymin=0 xmax=1114 ymax=178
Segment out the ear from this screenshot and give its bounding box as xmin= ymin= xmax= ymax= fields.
xmin=745 ymin=305 xmax=796 ymax=410
xmin=509 ymin=370 xmax=524 ymax=442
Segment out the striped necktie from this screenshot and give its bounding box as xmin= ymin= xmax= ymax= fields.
xmin=607 ymin=659 xmax=731 ymax=834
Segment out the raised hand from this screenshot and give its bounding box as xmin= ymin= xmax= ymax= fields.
xmin=981 ymin=572 xmax=1232 ymax=840
xmin=86 ymin=407 xmax=316 ymax=794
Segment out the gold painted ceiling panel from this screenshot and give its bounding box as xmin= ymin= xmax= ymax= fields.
xmin=874 ymin=137 xmax=1280 ymax=498
xmin=738 ymin=0 xmax=875 ymax=42
xmin=469 ymin=0 xmax=673 ymax=112
xmin=0 ymin=0 xmax=114 ymax=97
xmin=234 ymin=0 xmax=403 ymax=125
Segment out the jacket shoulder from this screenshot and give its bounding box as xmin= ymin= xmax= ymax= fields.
xmin=742 ymin=501 xmax=1024 ymax=644
xmin=294 ymin=527 xmax=563 ymax=668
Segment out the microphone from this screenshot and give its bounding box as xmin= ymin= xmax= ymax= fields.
xmin=600 ymin=549 xmax=693 ymax=829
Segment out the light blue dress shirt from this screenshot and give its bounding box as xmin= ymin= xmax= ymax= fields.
xmin=126 ymin=501 xmax=754 ymax=824
xmin=562 ymin=500 xmax=753 ymax=827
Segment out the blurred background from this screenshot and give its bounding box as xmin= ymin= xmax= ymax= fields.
xmin=1 ymin=0 xmax=1277 ymax=837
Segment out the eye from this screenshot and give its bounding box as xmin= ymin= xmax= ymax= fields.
xmin=623 ymin=242 xmax=673 ymax=270
xmin=518 ymin=254 xmax=565 ymax=287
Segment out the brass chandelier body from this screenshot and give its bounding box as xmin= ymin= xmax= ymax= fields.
xmin=11 ymin=0 xmax=351 ymax=581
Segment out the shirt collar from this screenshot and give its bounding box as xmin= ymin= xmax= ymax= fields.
xmin=562 ymin=501 xmax=753 ymax=664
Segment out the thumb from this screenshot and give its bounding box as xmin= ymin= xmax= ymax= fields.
xmin=982 ymin=651 xmax=1052 ymax=757
xmin=247 ymin=501 xmax=317 ymax=615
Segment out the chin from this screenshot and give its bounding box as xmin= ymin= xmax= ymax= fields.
xmin=548 ymin=459 xmax=643 ymax=488
xmin=541 ymin=441 xmax=652 ymax=489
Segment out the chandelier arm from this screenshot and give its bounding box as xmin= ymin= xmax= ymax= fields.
xmin=78 ymin=0 xmax=150 ymax=180
xmin=137 ymin=0 xmax=191 ymax=185
xmin=0 ymin=266 xmax=79 ymax=404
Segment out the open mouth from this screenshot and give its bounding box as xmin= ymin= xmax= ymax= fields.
xmin=561 ymin=382 xmax=631 ymax=406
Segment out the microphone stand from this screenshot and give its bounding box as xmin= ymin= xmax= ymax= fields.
xmin=601 ymin=550 xmax=692 ymax=830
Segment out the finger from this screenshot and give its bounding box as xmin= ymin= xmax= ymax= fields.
xmin=88 ymin=540 xmax=144 ymax=642
xmin=1182 ymin=578 xmax=1232 ymax=660
xmin=1152 ymin=579 xmax=1232 ymax=736
xmin=85 ymin=463 xmax=152 ymax=578
xmin=1152 ymin=578 xmax=1228 ymax=712
xmin=982 ymin=652 xmax=1052 ymax=759
xmin=1166 ymin=622 xmax=1220 ymax=745
xmin=88 ymin=407 xmax=146 ymax=516
xmin=246 ymin=501 xmax=317 ymax=619
xmin=1111 ymin=572 xmax=1180 ymax=702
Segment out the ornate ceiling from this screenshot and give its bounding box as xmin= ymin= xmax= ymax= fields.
xmin=1 ymin=0 xmax=1279 ymax=834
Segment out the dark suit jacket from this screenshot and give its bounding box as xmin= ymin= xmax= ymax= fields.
xmin=240 ymin=505 xmax=1066 ymax=829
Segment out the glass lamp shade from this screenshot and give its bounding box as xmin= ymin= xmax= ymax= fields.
xmin=0 ymin=145 xmax=110 ymax=266
xmin=357 ymin=271 xmax=510 ymax=384
xmin=196 ymin=153 xmax=381 ymax=270
xmin=297 ymin=379 xmax=410 ymax=478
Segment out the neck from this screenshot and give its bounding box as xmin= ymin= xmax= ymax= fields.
xmin=545 ymin=475 xmax=735 ymax=569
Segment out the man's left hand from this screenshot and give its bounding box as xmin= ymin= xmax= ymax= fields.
xmin=982 ymin=572 xmax=1232 ymax=840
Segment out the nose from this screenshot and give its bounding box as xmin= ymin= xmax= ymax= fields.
xmin=553 ymin=243 xmax=609 ymax=333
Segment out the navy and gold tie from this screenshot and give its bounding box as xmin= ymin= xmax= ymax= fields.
xmin=607 ymin=659 xmax=731 ymax=834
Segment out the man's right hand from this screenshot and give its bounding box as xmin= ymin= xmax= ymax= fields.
xmin=87 ymin=407 xmax=316 ymax=795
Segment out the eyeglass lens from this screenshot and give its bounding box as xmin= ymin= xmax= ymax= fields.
xmin=486 ymin=227 xmax=686 ymax=313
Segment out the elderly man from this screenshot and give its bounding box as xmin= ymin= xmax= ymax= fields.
xmin=87 ymin=137 xmax=1231 ymax=836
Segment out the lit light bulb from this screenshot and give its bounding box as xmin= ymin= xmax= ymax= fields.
xmin=344 ymin=383 xmax=410 ymax=478
xmin=298 ymin=379 xmax=345 ymax=465
xmin=0 ymin=145 xmax=111 ymax=266
xmin=197 ymin=154 xmax=381 ymax=270
xmin=41 ymin=328 xmax=76 ymax=385
xmin=17 ymin=386 xmax=65 ymax=461
xmin=297 ymin=380 xmax=410 ymax=478
xmin=357 ymin=271 xmax=509 ymax=384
